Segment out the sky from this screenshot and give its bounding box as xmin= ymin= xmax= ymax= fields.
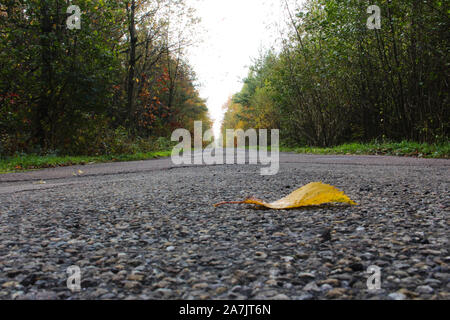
xmin=185 ymin=0 xmax=298 ymax=137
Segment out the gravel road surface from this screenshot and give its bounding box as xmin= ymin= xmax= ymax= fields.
xmin=0 ymin=152 xmax=448 ymax=300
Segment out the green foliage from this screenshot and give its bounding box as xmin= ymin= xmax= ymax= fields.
xmin=285 ymin=141 xmax=450 ymax=159
xmin=223 ymin=0 xmax=449 ymax=147
xmin=0 ymin=0 xmax=211 ymax=157
xmin=0 ymin=150 xmax=173 ymax=174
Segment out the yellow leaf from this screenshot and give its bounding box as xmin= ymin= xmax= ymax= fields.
xmin=214 ymin=182 xmax=357 ymax=209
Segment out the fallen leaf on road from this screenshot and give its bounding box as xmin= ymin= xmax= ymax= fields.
xmin=73 ymin=169 xmax=84 ymax=176
xmin=214 ymin=182 xmax=357 ymax=209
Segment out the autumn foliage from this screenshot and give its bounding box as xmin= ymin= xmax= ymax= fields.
xmin=0 ymin=0 xmax=211 ymax=156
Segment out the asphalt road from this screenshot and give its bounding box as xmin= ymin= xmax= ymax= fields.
xmin=0 ymin=152 xmax=448 ymax=300
xmin=1 ymin=152 xmax=448 ymax=194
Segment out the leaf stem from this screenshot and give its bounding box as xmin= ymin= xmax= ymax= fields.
xmin=213 ymin=200 xmax=246 ymax=207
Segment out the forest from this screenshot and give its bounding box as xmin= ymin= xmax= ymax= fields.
xmin=1 ymin=0 xmax=449 ymax=162
xmin=0 ymin=0 xmax=211 ymax=157
xmin=222 ymin=0 xmax=449 ymax=147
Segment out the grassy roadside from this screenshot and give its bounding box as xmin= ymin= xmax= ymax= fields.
xmin=1 ymin=141 xmax=448 ymax=174
xmin=0 ymin=151 xmax=172 ymax=174
xmin=281 ymin=141 xmax=450 ymax=159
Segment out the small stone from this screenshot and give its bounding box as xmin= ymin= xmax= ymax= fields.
xmin=388 ymin=292 xmax=406 ymax=300
xmin=398 ymin=288 xmax=419 ymax=298
xmin=326 ymin=288 xmax=347 ymax=298
xmin=231 ymin=285 xmax=242 ymax=292
xmin=115 ymin=223 xmax=129 ymax=230
xmin=319 ymin=279 xmax=340 ymax=286
xmin=127 ymin=274 xmax=144 ymax=281
xmin=303 ymin=281 xmax=320 ymax=292
xmin=124 ymin=281 xmax=140 ymax=289
xmin=283 ymin=283 xmax=293 ymax=289
xmin=272 ymin=294 xmax=290 ymax=300
xmin=295 ymin=293 xmax=313 ymax=300
xmin=100 ymin=293 xmax=116 ymax=299
xmin=112 ymin=274 xmax=125 ymax=281
xmin=255 ymin=251 xmax=268 ymax=259
xmin=193 ymin=283 xmax=209 ymax=289
xmin=320 ymin=284 xmax=333 ymax=291
xmin=154 ymin=280 xmax=169 ymax=288
xmin=166 ymin=246 xmax=175 ymax=252
xmin=114 ymin=264 xmax=125 ymax=270
xmin=424 ymin=278 xmax=441 ymax=285
xmin=265 ymin=279 xmax=277 ymax=286
xmin=93 ymin=288 xmax=109 ymax=296
xmin=215 ymin=287 xmax=227 ymax=295
xmin=134 ymin=265 xmax=146 ymax=272
xmin=421 ymin=249 xmax=441 ymax=255
xmin=272 ymin=232 xmax=287 ymax=237
xmin=337 ymin=258 xmax=351 ymax=265
xmin=42 ymin=265 xmax=56 ymax=272
xmin=416 ymin=285 xmax=434 ymax=294
xmin=298 ymin=272 xmax=315 ymax=279
xmin=402 ymin=235 xmax=411 ymax=242
xmin=155 ymin=288 xmax=173 ymax=298
xmin=2 ymin=281 xmax=19 ymax=288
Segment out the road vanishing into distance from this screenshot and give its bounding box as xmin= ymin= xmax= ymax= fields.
xmin=0 ymin=152 xmax=448 ymax=299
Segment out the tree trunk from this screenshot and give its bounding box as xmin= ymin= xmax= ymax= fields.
xmin=127 ymin=0 xmax=137 ymax=128
xmin=37 ymin=1 xmax=52 ymax=150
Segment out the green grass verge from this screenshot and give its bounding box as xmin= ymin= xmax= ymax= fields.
xmin=1 ymin=141 xmax=448 ymax=174
xmin=281 ymin=141 xmax=449 ymax=158
xmin=0 ymin=151 xmax=173 ymax=174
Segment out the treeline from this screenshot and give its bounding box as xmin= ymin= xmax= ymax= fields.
xmin=0 ymin=0 xmax=211 ymax=156
xmin=222 ymin=0 xmax=449 ymax=147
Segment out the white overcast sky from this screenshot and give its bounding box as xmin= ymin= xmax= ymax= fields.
xmin=185 ymin=0 xmax=303 ymax=136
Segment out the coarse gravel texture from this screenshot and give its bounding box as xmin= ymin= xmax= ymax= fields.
xmin=0 ymin=156 xmax=449 ymax=300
